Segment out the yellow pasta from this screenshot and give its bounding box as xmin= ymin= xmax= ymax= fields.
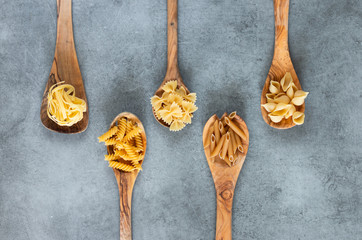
xmin=229 ymin=111 xmax=237 ymax=119
xmin=220 ymin=132 xmax=230 ymax=160
xmin=98 ymin=126 xmax=118 ymax=142
xmin=99 ymin=117 xmax=145 ymax=172
xmin=210 ymin=134 xmax=216 ymax=156
xmin=211 ymin=134 xmax=225 ymax=157
xmin=219 ymin=121 xmax=226 ymax=135
xmin=151 ymin=80 xmax=198 ymax=131
xmin=230 ymin=131 xmax=237 ymax=153
xmin=225 ymin=117 xmax=247 ymax=141
xmin=292 ymin=111 xmax=305 ymax=125
xmin=47 ymin=82 xmax=87 ymax=127
xmin=213 ymin=120 xmax=220 ymax=144
xmin=262 ymin=72 xmax=308 ymax=125
xmin=108 ymin=161 xmax=135 ymax=172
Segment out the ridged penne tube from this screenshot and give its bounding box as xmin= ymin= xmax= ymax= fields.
xmin=235 ymin=134 xmax=242 ymax=148
xmin=219 ymin=121 xmax=226 ymax=135
xmin=213 ymin=120 xmax=220 ymax=144
xmin=227 ymin=137 xmax=234 ymax=162
xmin=238 ymin=145 xmax=244 ymax=153
xmin=210 ymin=134 xmax=216 ymax=157
xmin=292 ymin=111 xmax=305 ymax=125
xmin=225 ymin=117 xmax=247 ymax=141
xmin=230 ymin=131 xmax=237 ymax=153
xmin=204 ymin=125 xmax=214 ymax=147
xmin=98 ymin=126 xmax=118 ymax=142
xmin=261 ymin=103 xmax=277 ymax=113
xmin=229 ymin=111 xmax=237 ymax=119
xmin=220 ymin=132 xmax=230 ymax=160
xmin=280 ymin=72 xmax=293 ymax=91
xmin=269 ymin=80 xmax=280 ymax=94
xmin=211 ymin=134 xmax=225 ymax=157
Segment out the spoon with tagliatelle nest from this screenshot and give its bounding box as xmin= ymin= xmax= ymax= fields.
xmin=152 ymin=0 xmax=191 ymax=128
xmin=107 ymin=112 xmax=147 ymax=240
xmin=260 ymin=0 xmax=305 ymax=129
xmin=203 ymin=112 xmax=249 ymax=240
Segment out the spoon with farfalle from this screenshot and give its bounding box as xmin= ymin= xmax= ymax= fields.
xmin=151 ymin=0 xmax=197 ymax=131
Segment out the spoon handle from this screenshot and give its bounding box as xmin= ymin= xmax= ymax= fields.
xmin=215 ymin=179 xmax=235 ymax=240
xmin=114 ymin=170 xmax=137 ymax=240
xmin=166 ymin=0 xmax=180 ymax=79
xmin=274 ymin=0 xmax=289 ymax=52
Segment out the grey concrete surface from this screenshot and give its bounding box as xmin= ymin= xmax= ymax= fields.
xmin=1 ymin=0 xmax=362 ymax=239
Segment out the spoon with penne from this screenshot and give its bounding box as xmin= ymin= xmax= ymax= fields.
xmin=260 ymin=0 xmax=308 ymax=129
xmin=98 ymin=112 xmax=147 ymax=240
xmin=203 ymin=112 xmax=249 ymax=240
xmin=151 ymin=0 xmax=198 ymax=131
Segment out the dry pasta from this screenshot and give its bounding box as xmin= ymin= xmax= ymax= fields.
xmin=47 ymin=82 xmax=87 ymax=126
xmin=99 ymin=117 xmax=145 ymax=172
xmin=262 ymin=72 xmax=308 ymax=125
xmin=206 ymin=112 xmax=247 ymax=167
xmin=151 ymin=80 xmax=198 ymax=131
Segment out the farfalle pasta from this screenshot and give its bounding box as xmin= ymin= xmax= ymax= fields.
xmin=262 ymin=72 xmax=309 ymax=125
xmin=151 ymin=80 xmax=198 ymax=131
xmin=98 ymin=117 xmax=145 ymax=172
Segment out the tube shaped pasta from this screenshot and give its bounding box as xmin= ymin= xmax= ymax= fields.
xmin=229 ymin=111 xmax=237 ymax=119
xmin=210 ymin=134 xmax=216 ymax=155
xmin=211 ymin=134 xmax=225 ymax=157
xmin=230 ymin=131 xmax=237 ymax=153
xmin=213 ymin=120 xmax=220 ymax=144
xmin=204 ymin=124 xmax=214 ymax=147
xmin=227 ymin=136 xmax=234 ymax=162
xmin=225 ymin=117 xmax=247 ymax=141
xmin=220 ymin=132 xmax=230 ymax=160
xmin=219 ymin=121 xmax=226 ymax=135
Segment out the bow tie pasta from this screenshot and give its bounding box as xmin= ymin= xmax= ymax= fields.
xmin=151 ymin=80 xmax=198 ymax=131
xmin=262 ymin=72 xmax=308 ymax=125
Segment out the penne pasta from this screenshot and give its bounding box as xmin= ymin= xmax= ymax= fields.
xmin=238 ymin=145 xmax=244 ymax=153
xmin=210 ymin=134 xmax=216 ymax=160
xmin=227 ymin=136 xmax=234 ymax=162
xmin=230 ymin=131 xmax=237 ymax=153
xmin=229 ymin=111 xmax=237 ymax=119
xmin=213 ymin=120 xmax=220 ymax=144
xmin=225 ymin=117 xmax=247 ymax=141
xmin=211 ymin=134 xmax=225 ymax=157
xmin=219 ymin=121 xmax=226 ymax=135
xmin=220 ymin=132 xmax=230 ymax=160
xmin=204 ymin=124 xmax=214 ymax=147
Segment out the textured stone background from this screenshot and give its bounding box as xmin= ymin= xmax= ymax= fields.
xmin=1 ymin=0 xmax=362 ymax=239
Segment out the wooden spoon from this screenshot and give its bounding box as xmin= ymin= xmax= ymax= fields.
xmin=152 ymin=0 xmax=190 ymax=127
xmin=203 ymin=113 xmax=249 ymax=240
xmin=40 ymin=0 xmax=88 ymax=133
xmin=108 ymin=112 xmax=147 ymax=240
xmin=260 ymin=0 xmax=305 ymax=129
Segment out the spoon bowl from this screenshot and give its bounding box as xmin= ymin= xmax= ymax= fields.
xmin=40 ymin=0 xmax=88 ymax=134
xmin=260 ymin=0 xmax=305 ymax=129
xmin=203 ymin=113 xmax=249 ymax=240
xmin=108 ymin=112 xmax=147 ymax=240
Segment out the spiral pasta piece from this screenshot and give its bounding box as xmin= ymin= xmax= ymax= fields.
xmin=108 ymin=161 xmax=135 ymax=172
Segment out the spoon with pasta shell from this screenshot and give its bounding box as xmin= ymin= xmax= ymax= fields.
xmin=203 ymin=113 xmax=249 ymax=240
xmin=108 ymin=112 xmax=147 ymax=240
xmin=40 ymin=0 xmax=88 ymax=133
xmin=152 ymin=0 xmax=191 ymax=128
xmin=260 ymin=0 xmax=305 ymax=129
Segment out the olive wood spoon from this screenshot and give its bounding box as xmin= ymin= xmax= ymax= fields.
xmin=260 ymin=0 xmax=305 ymax=129
xmin=152 ymin=0 xmax=190 ymax=127
xmin=40 ymin=0 xmax=88 ymax=133
xmin=203 ymin=113 xmax=249 ymax=240
xmin=107 ymin=112 xmax=147 ymax=240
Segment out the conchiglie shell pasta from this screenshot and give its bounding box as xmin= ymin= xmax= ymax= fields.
xmin=266 ymin=93 xmax=276 ymax=103
xmin=286 ymin=83 xmax=298 ymax=99
xmin=261 ymin=103 xmax=277 ymax=113
xmin=274 ymin=94 xmax=290 ymax=104
xmin=292 ymin=111 xmax=305 ymax=125
xmin=280 ymin=72 xmax=293 ymax=91
xmin=291 ymin=90 xmax=309 ymax=106
xmin=269 ymin=81 xmax=280 ymax=94
xmin=285 ymin=104 xmax=296 ymax=119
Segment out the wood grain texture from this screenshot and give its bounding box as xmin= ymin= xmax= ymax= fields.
xmin=108 ymin=112 xmax=147 ymax=240
xmin=203 ymin=113 xmax=249 ymax=240
xmin=40 ymin=0 xmax=88 ymax=133
xmin=260 ymin=0 xmax=305 ymax=129
xmin=152 ymin=0 xmax=190 ymax=127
